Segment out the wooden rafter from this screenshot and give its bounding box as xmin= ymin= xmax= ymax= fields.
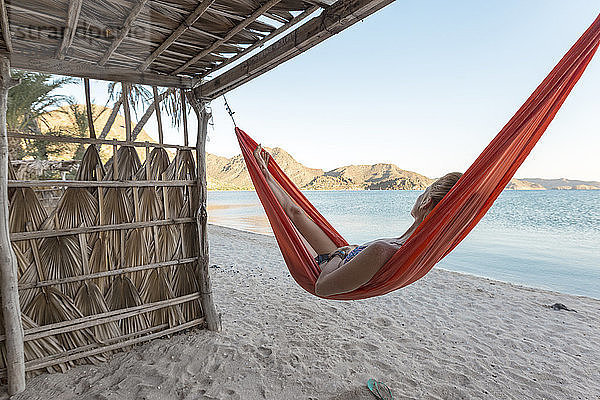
xmin=56 ymin=0 xmax=83 ymax=59
xmin=9 ymin=54 xmax=195 ymax=88
xmin=200 ymin=5 xmax=319 ymax=79
xmin=196 ymin=0 xmax=396 ymax=99
xmin=98 ymin=0 xmax=149 ymax=66
xmin=0 ymin=0 xmax=12 ymax=52
xmin=172 ymin=0 xmax=283 ymax=75
xmin=139 ymin=0 xmax=216 ymax=72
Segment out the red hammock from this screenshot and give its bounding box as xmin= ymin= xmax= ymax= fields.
xmin=235 ymin=14 xmax=600 ymax=300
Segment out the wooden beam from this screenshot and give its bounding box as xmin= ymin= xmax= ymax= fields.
xmin=10 ymin=217 xmax=195 ymax=242
xmin=84 ymin=78 xmax=96 ymax=139
xmin=8 ymin=180 xmax=196 ymax=188
xmin=138 ymin=0 xmax=215 ymax=72
xmin=189 ymin=92 xmax=221 ymax=331
xmin=152 ymin=86 xmax=164 ymax=144
xmin=98 ymin=0 xmax=149 ymax=66
xmin=121 ymin=82 xmax=132 ymax=142
xmin=200 ymin=5 xmax=319 ymax=79
xmin=0 ymin=0 xmax=12 ymax=53
xmin=7 ymin=131 xmax=195 ymax=151
xmin=0 ymin=56 xmax=25 ymax=396
xmin=8 ymin=54 xmax=195 ymax=88
xmin=180 ymin=89 xmax=188 ymax=146
xmin=196 ymin=0 xmax=395 ymax=99
xmin=56 ymin=0 xmax=84 ymax=60
xmin=172 ymin=0 xmax=283 ymax=75
xmin=19 ymin=257 xmax=198 ymax=290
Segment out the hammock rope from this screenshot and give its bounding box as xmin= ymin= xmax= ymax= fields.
xmin=233 ymin=14 xmax=600 ymax=300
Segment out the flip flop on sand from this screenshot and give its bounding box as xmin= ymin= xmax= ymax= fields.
xmin=367 ymin=379 xmax=394 ymax=400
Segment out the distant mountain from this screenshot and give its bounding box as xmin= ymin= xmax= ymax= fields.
xmin=514 ymin=178 xmax=600 ymax=190
xmin=207 ymin=148 xmax=432 ymax=190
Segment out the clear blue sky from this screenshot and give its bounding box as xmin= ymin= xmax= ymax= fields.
xmin=64 ymin=0 xmax=600 ymax=181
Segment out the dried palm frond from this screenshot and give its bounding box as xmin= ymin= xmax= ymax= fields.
xmin=74 ymin=231 xmax=122 ymax=355
xmin=55 ymin=187 xmax=98 ymax=229
xmin=105 ymin=276 xmax=149 ymax=336
xmin=37 ymin=235 xmax=82 ymax=298
xmin=9 ymin=186 xmax=48 ymax=254
xmin=24 ymin=287 xmax=104 ymax=365
xmin=174 ymin=149 xmax=197 ymax=181
xmin=76 ymin=144 xmax=104 ymax=181
xmin=8 ymin=157 xmax=17 ymax=199
xmin=102 ymin=186 xmax=133 ymax=264
xmin=74 ymin=282 xmax=121 ymax=350
xmin=0 ymin=314 xmax=72 ymax=377
xmin=104 ymin=146 xmax=141 ymax=181
xmin=21 ymin=314 xmax=73 ymax=376
xmin=156 ymin=224 xmax=179 ymax=262
xmin=137 ymin=147 xmax=170 ymax=180
xmin=171 ymin=263 xmax=203 ymax=322
xmin=89 ymin=233 xmax=114 ymax=293
xmin=18 ymin=261 xmax=39 ymax=311
xmin=124 ymin=228 xmax=151 ymax=288
xmin=141 ymin=269 xmax=183 ymax=327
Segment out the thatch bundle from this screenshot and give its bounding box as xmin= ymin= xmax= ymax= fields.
xmin=76 ymin=145 xmax=104 ymax=181
xmin=24 ymin=287 xmax=104 ymax=365
xmin=105 ymin=276 xmax=149 ymax=337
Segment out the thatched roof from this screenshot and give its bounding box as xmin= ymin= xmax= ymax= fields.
xmin=0 ymin=0 xmax=394 ymax=97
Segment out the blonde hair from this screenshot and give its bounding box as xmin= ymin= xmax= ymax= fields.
xmin=429 ymin=172 xmax=463 ymax=206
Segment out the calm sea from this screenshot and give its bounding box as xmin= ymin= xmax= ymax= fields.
xmin=207 ymin=190 xmax=600 ymax=299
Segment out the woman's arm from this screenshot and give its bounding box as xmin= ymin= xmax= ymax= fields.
xmin=314 ymin=241 xmax=398 ymax=297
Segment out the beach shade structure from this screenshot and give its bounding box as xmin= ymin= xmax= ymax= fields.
xmin=234 ymin=13 xmax=600 ymax=300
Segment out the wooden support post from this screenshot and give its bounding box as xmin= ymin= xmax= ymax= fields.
xmin=152 ymin=86 xmax=164 ymax=144
xmin=122 ymin=83 xmax=132 ymax=142
xmin=188 ymin=92 xmax=220 ymax=331
xmin=84 ymin=78 xmax=96 ymax=139
xmin=180 ymin=89 xmax=189 ymax=147
xmin=0 ymin=57 xmax=25 ymax=395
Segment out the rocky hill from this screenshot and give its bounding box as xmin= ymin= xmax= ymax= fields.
xmin=207 ymin=148 xmax=432 ymax=190
xmin=513 ymin=178 xmax=600 ymax=190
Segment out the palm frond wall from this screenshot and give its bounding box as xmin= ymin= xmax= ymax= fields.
xmin=5 ymin=143 xmax=204 ymax=377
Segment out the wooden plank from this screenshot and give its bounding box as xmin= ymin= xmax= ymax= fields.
xmin=8 ymin=324 xmax=169 ymax=375
xmin=196 ymin=0 xmax=395 ymax=99
xmin=0 ymin=56 xmax=25 ymax=395
xmin=200 ymin=5 xmax=319 ymax=79
xmin=0 ymin=0 xmax=12 ymax=53
xmin=19 ymin=257 xmax=199 ymax=290
xmin=0 ymin=293 xmax=202 ymax=342
xmin=84 ymin=78 xmax=96 ymax=139
xmin=56 ymin=0 xmax=84 ymax=59
xmin=172 ymin=0 xmax=283 ymax=75
xmin=7 ymin=179 xmax=196 ymax=188
xmin=7 ymin=131 xmax=195 ymax=151
xmin=138 ymin=0 xmax=216 ymax=71
xmin=10 ymin=217 xmax=195 ymax=242
xmin=98 ymin=0 xmax=149 ymax=66
xmin=189 ymin=92 xmax=221 ymax=331
xmin=8 ymin=54 xmax=195 ymax=88
xmin=23 ymin=319 xmax=204 ymax=374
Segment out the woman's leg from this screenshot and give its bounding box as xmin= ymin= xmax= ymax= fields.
xmin=255 ymin=146 xmax=338 ymax=255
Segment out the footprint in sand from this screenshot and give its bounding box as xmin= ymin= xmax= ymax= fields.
xmin=257 ymin=346 xmax=273 ymax=357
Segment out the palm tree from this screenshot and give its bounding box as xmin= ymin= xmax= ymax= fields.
xmin=7 ymin=71 xmax=74 ymax=158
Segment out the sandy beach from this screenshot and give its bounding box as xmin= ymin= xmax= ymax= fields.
xmin=9 ymin=224 xmax=600 ymax=400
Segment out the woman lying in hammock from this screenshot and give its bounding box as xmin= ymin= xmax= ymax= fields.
xmin=254 ymin=146 xmax=462 ymax=297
